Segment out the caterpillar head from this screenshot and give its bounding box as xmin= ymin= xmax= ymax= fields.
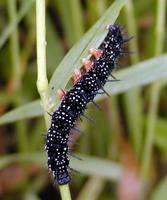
xmin=106 ymin=24 xmax=122 ymax=37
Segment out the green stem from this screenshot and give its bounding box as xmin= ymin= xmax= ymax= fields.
xmin=53 ymin=0 xmax=84 ymax=45
xmin=7 ymin=0 xmax=28 ymax=152
xmin=35 ymin=1 xmax=71 ymax=199
xmin=154 ymin=0 xmax=166 ymax=56
xmin=7 ymin=0 xmax=21 ymax=90
xmin=68 ymin=0 xmax=84 ymax=41
xmin=124 ymin=0 xmax=139 ymax=63
xmin=36 ymin=0 xmax=49 ymax=127
xmin=0 ymin=0 xmax=35 ymax=49
xmin=76 ymin=176 xmax=105 ymax=200
xmin=140 ymin=82 xmax=161 ymax=178
xmin=59 ymin=185 xmax=72 ymax=200
xmin=123 ymin=0 xmax=142 ymax=158
xmin=140 ymin=0 xmax=166 ymax=179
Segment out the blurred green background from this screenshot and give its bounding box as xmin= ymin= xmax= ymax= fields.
xmin=0 ymin=0 xmax=167 ymax=199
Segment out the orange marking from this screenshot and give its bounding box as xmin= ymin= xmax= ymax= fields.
xmin=89 ymin=48 xmax=103 ymax=59
xmin=82 ymin=58 xmax=94 ymax=72
xmin=73 ymin=69 xmax=82 ymax=84
xmin=57 ymin=89 xmax=66 ymax=100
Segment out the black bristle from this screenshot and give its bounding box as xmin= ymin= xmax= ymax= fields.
xmin=110 ymin=74 xmax=118 ymax=80
xmin=100 ymin=87 xmax=110 ymax=97
xmin=47 ymin=112 xmax=52 ymax=117
xmin=81 ymin=113 xmax=96 ymax=124
xmin=123 ymin=36 xmax=134 ymax=43
xmin=71 ymin=127 xmax=82 ymax=133
xmin=91 ymin=100 xmax=102 ymax=111
xmin=67 ymin=152 xmax=82 ymax=161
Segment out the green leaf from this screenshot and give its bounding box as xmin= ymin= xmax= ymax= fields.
xmin=0 ymin=54 xmax=167 ymax=125
xmin=70 ymin=154 xmax=122 ymax=181
xmin=150 ymin=176 xmax=167 ymax=200
xmin=0 ymin=100 xmax=42 ymax=125
xmin=53 ymin=0 xmax=84 ymax=45
xmin=97 ymin=54 xmax=167 ymax=98
xmin=0 ymin=153 xmax=122 ymax=181
xmin=154 ymin=117 xmax=167 ymax=154
xmin=46 ymin=15 xmax=64 ymax=74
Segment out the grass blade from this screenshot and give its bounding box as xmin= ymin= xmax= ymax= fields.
xmin=0 ymin=54 xmax=167 ymax=125
xmin=0 ymin=153 xmax=122 ymax=181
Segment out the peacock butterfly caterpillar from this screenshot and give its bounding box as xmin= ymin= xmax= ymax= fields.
xmin=45 ymin=24 xmax=128 ymax=185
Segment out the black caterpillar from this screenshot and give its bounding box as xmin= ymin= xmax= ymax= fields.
xmin=45 ymin=24 xmax=127 ymax=185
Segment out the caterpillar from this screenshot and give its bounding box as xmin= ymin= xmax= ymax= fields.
xmin=45 ymin=24 xmax=127 ymax=185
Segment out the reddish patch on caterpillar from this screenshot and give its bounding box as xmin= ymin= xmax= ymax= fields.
xmin=89 ymin=48 xmax=103 ymax=59
xmin=82 ymin=58 xmax=94 ymax=72
xmin=57 ymin=89 xmax=66 ymax=100
xmin=73 ymin=69 xmax=82 ymax=84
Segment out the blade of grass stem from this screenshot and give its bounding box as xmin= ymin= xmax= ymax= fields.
xmin=36 ymin=0 xmax=49 ymax=127
xmin=140 ymin=0 xmax=166 ymax=180
xmin=59 ymin=186 xmax=72 ymax=200
xmin=76 ymin=176 xmax=105 ymax=200
xmin=67 ymin=0 xmax=84 ymax=41
xmin=53 ymin=0 xmax=84 ymax=45
xmin=1 ymin=54 xmax=167 ymax=125
xmin=35 ymin=1 xmax=71 ymax=199
xmin=21 ymin=4 xmax=36 ymax=72
xmin=46 ymin=15 xmax=64 ymax=73
xmin=0 ymin=153 xmax=122 ymax=181
xmin=123 ymin=0 xmax=142 ymax=158
xmin=76 ymin=98 xmax=125 ymax=200
xmin=0 ymin=0 xmax=35 ymax=49
xmin=7 ymin=0 xmax=28 ymax=152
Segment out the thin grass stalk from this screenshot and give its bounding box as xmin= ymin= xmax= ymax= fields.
xmin=95 ymin=0 xmax=107 ymax=15
xmin=36 ymin=0 xmax=49 ymax=126
xmin=21 ymin=4 xmax=36 ymax=73
xmin=76 ymin=176 xmax=105 ymax=200
xmin=123 ymin=0 xmax=142 ymax=158
xmin=7 ymin=0 xmax=28 ymax=152
xmin=7 ymin=0 xmax=21 ymax=90
xmin=35 ymin=0 xmax=71 ymax=199
xmin=0 ymin=0 xmax=34 ymax=49
xmin=140 ymin=0 xmax=166 ymax=179
xmin=87 ymin=0 xmax=107 ymax=25
xmin=76 ymin=96 xmax=124 ymax=200
xmin=53 ymin=0 xmax=84 ymax=45
xmin=59 ymin=185 xmax=72 ymax=200
xmin=68 ymin=0 xmax=84 ymax=41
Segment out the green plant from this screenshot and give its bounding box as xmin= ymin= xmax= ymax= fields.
xmin=0 ymin=0 xmax=167 ymax=199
